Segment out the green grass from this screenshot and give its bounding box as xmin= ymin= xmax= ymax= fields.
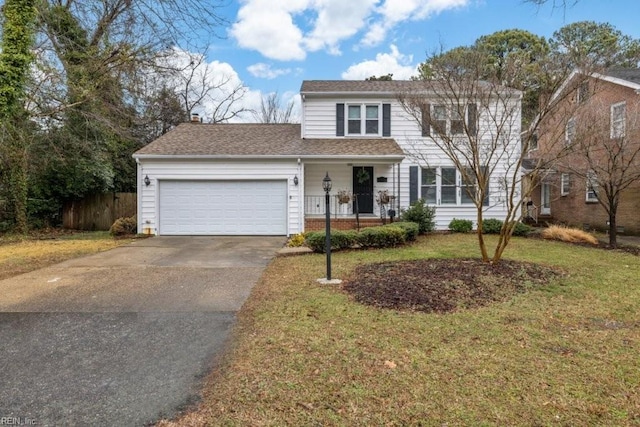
xmin=159 ymin=234 xmax=640 ymax=427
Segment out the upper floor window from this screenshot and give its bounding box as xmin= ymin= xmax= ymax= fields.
xmin=611 ymin=102 xmax=626 ymax=138
xmin=565 ymin=117 xmax=576 ymax=145
xmin=528 ymin=133 xmax=538 ymax=151
xmin=337 ymin=103 xmax=390 ymax=137
xmin=577 ymin=81 xmax=589 ymax=103
xmin=347 ymin=104 xmax=379 ymax=135
xmin=421 ymin=103 xmax=477 ymax=137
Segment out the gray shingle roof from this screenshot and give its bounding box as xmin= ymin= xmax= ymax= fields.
xmin=605 ymin=68 xmax=640 ymax=86
xmin=300 ymin=79 xmax=520 ymax=96
xmin=134 ymin=123 xmax=404 ymax=158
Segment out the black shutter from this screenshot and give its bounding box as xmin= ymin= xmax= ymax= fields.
xmin=421 ymin=103 xmax=430 ymax=136
xmin=482 ymin=166 xmax=489 ymax=206
xmin=382 ymin=103 xmax=391 ymax=136
xmin=410 ymin=166 xmax=419 ymax=204
xmin=336 ymin=103 xmax=344 ymax=136
xmin=467 ymin=103 xmax=477 ymax=136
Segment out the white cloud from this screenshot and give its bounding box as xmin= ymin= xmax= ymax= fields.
xmin=230 ymin=0 xmax=309 ymax=61
xmin=302 ymin=0 xmax=377 ymax=54
xmin=247 ymin=63 xmax=292 ymax=79
xmin=362 ymin=0 xmax=470 ymax=47
xmin=230 ymin=0 xmax=469 ymax=60
xmin=341 ymin=45 xmax=417 ymax=80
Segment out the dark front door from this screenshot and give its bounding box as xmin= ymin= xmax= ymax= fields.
xmin=353 ymin=166 xmax=374 ymax=214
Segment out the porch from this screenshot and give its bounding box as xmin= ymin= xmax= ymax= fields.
xmin=302 ymin=162 xmax=401 ymax=231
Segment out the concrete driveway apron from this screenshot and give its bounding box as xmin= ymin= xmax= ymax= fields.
xmin=0 ymin=236 xmax=284 ymax=426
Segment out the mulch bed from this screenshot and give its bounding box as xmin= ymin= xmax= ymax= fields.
xmin=343 ymin=258 xmax=561 ymax=314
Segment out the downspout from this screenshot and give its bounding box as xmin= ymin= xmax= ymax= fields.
xmin=135 ymin=157 xmax=142 ymax=234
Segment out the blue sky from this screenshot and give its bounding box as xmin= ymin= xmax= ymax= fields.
xmin=186 ymin=0 xmax=640 ymax=121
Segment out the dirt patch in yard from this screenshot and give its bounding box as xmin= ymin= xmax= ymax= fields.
xmin=343 ymin=258 xmax=561 ymax=313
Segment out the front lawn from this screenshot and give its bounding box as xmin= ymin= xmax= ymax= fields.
xmin=160 ymin=234 xmax=640 ymax=426
xmin=0 ymin=231 xmax=134 ymax=281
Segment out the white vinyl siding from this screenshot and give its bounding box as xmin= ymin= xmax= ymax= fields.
xmin=302 ymin=93 xmax=520 ymax=230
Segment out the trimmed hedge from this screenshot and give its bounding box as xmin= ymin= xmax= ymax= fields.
xmin=387 ymin=221 xmax=419 ymax=241
xmin=511 ymin=221 xmax=532 ymax=237
xmin=357 ymin=226 xmax=405 ymax=248
xmin=400 ymin=199 xmax=436 ymax=234
xmin=449 ymin=218 xmax=473 ymax=233
xmin=305 ymin=230 xmax=358 ymax=253
xmin=481 ymin=218 xmax=503 ymax=234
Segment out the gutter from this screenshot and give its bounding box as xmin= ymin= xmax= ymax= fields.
xmin=133 ymin=154 xmax=406 ymax=161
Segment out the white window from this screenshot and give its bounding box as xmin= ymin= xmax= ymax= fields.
xmin=420 ymin=167 xmax=487 ymax=206
xmin=565 ymin=117 xmax=576 ymax=145
xmin=432 ymin=105 xmax=447 ymax=134
xmin=421 ymin=168 xmax=437 ymax=204
xmin=431 ymin=105 xmax=468 ymax=135
xmin=347 ymin=104 xmax=380 ymax=135
xmin=561 ymin=173 xmax=570 ymax=196
xmin=529 ymin=133 xmax=538 ymax=151
xmin=577 ymin=81 xmax=589 ymax=103
xmin=586 ymin=173 xmax=598 ymax=202
xmin=611 ymin=102 xmax=626 ymax=138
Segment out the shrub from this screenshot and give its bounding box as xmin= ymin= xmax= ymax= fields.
xmin=387 ymin=221 xmax=419 ymax=241
xmin=481 ymin=218 xmax=503 ymax=234
xmin=541 ymin=225 xmax=598 ymax=245
xmin=400 ymin=199 xmax=436 ymax=234
xmin=287 ymin=233 xmax=306 ymax=247
xmin=305 ymin=230 xmax=358 ymax=253
xmin=449 ymin=218 xmax=473 ymax=233
xmin=109 ymin=215 xmax=137 ymax=236
xmin=511 ymin=221 xmax=532 ymax=237
xmin=357 ymin=226 xmax=405 ymax=248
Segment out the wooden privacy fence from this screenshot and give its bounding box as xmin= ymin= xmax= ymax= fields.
xmin=63 ymin=193 xmax=136 ymax=231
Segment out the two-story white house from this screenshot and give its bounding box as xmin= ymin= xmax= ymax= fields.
xmin=133 ymin=80 xmax=520 ymax=236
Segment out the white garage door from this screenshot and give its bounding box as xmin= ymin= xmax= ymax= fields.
xmin=159 ymin=180 xmax=287 ymax=235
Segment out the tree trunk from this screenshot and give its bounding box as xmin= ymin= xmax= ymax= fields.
xmin=608 ymin=209 xmax=617 ymax=249
xmin=476 ymin=210 xmax=489 ymax=262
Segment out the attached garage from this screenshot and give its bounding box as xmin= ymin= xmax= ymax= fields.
xmin=158 ymin=180 xmax=288 ymax=235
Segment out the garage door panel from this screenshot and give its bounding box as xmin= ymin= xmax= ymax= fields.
xmin=159 ymin=180 xmax=287 ymax=235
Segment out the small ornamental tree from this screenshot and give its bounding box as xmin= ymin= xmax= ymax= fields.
xmin=399 ymin=47 xmax=585 ymax=263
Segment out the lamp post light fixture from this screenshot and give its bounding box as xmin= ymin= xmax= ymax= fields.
xmin=318 ymin=172 xmax=341 ymax=285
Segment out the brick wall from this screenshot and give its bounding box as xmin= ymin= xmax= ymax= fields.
xmin=529 ymin=74 xmax=640 ymax=235
xmin=305 ymin=217 xmax=384 ymax=231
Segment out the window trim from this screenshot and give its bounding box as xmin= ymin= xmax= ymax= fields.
xmin=565 ymin=117 xmax=576 ymax=145
xmin=420 ymin=166 xmax=486 ymax=206
xmin=560 ymin=173 xmax=570 ymax=196
xmin=586 ymin=173 xmax=598 ymax=203
xmin=345 ymin=103 xmax=381 ymax=136
xmin=610 ymin=101 xmax=626 ymax=139
xmin=577 ymin=81 xmax=589 ymax=104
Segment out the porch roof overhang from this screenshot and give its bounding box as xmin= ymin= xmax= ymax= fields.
xmin=133 ymin=123 xmax=405 ymax=162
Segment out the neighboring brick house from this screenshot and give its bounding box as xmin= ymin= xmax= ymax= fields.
xmin=526 ymin=69 xmax=640 ymax=234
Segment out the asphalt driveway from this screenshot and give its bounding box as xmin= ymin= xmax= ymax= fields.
xmin=0 ymin=236 xmax=285 ymax=426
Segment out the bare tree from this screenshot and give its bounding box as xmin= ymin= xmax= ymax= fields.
xmin=252 ymin=92 xmax=296 ymax=123
xmin=398 ymin=48 xmax=582 ymax=263
xmin=558 ymin=100 xmax=640 ymax=247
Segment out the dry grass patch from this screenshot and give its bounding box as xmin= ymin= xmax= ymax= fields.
xmin=157 ymin=234 xmax=640 ymax=426
xmin=542 ymin=225 xmax=599 ymax=245
xmin=0 ymin=231 xmax=133 ymax=280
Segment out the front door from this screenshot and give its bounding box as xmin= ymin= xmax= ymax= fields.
xmin=353 ymin=166 xmax=374 ymax=214
xmin=541 ymin=182 xmax=551 ymax=215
